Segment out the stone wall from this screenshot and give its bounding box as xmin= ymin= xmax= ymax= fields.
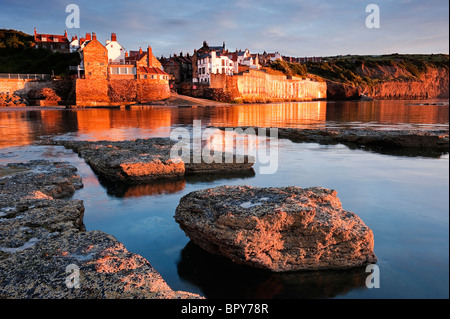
xmin=76 ymin=78 xmax=109 ymax=106
xmin=0 ymin=79 xmax=52 ymax=96
xmin=103 ymin=79 xmax=171 ymax=104
xmin=136 ymin=79 xmax=170 ymax=102
xmin=206 ymin=69 xmax=327 ymax=102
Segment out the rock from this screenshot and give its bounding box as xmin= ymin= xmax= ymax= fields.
xmin=0 ymin=92 xmax=28 ymax=107
xmin=276 ymin=128 xmax=449 ymax=152
xmin=60 ymin=138 xmax=254 ymax=183
xmin=214 ymin=126 xmax=449 ymax=156
xmin=175 ymin=185 xmax=377 ymax=272
xmin=62 ymin=139 xmax=185 ymax=182
xmin=0 ymin=160 xmax=202 ymax=299
xmin=0 ymin=160 xmax=83 ymax=201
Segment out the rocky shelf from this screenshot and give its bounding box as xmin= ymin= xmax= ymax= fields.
xmin=0 ymin=160 xmax=202 ymax=299
xmin=59 ymin=138 xmax=255 ymax=183
xmin=175 ymin=185 xmax=377 ymax=272
xmin=213 ymin=127 xmax=449 ymax=157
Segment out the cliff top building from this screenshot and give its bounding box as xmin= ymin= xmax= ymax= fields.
xmin=33 ymin=28 xmax=70 ymax=53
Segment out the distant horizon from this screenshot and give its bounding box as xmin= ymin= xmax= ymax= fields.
xmin=1 ymin=0 xmax=448 ymax=58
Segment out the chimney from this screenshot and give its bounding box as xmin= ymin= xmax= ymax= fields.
xmin=92 ymin=32 xmax=97 ymax=40
xmin=86 ymin=33 xmax=91 ymax=41
xmin=64 ymin=30 xmax=67 ymax=38
xmin=111 ymin=33 xmax=117 ymax=42
xmin=223 ymin=41 xmax=225 ymax=49
xmin=125 ymin=51 xmax=128 ymax=58
xmin=147 ymin=45 xmax=153 ymax=67
xmin=34 ymin=27 xmax=37 ymax=37
xmin=139 ymin=47 xmax=143 ymax=54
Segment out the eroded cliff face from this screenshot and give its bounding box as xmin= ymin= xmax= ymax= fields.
xmin=327 ymin=65 xmax=449 ymax=100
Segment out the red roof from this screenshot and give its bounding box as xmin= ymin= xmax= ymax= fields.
xmin=35 ymin=34 xmax=69 ymax=44
xmin=138 ymin=66 xmax=167 ymax=75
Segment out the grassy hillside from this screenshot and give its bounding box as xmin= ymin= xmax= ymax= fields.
xmin=270 ymin=54 xmax=449 ymax=86
xmin=0 ymin=29 xmax=80 ymax=76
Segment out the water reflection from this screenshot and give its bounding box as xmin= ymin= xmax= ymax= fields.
xmin=1 ymin=100 xmax=447 ymax=149
xmin=99 ymin=177 xmax=187 ymax=197
xmin=96 ymin=170 xmax=256 ymax=198
xmin=177 ymin=241 xmax=368 ymax=299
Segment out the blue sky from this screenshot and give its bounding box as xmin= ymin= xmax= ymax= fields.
xmin=1 ymin=0 xmax=448 ymax=57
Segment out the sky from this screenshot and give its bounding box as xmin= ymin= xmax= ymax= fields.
xmin=0 ymin=0 xmax=448 ymax=58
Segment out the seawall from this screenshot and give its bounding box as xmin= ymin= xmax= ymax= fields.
xmin=180 ymin=69 xmax=327 ymax=103
xmin=75 ymin=78 xmax=171 ymax=106
xmin=0 ymin=79 xmax=52 ymax=96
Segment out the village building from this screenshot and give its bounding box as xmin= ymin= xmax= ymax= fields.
xmin=161 ymin=53 xmax=193 ymax=89
xmin=197 ymin=50 xmax=235 ymax=84
xmin=69 ymin=35 xmax=80 ymax=53
xmin=33 ymin=28 xmax=70 ymax=53
xmin=75 ymin=32 xmax=169 ymax=106
xmin=105 ymin=33 xmax=126 ymax=64
xmin=258 ymin=52 xmax=282 ymax=66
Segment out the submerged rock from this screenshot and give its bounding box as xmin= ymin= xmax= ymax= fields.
xmin=0 ymin=160 xmax=201 ymax=299
xmin=60 ymin=138 xmax=254 ymax=183
xmin=175 ymin=185 xmax=377 ymax=272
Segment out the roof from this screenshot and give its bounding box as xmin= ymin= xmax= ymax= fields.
xmin=138 ymin=66 xmax=167 ymax=75
xmin=163 ymin=55 xmax=192 ymax=67
xmin=35 ymin=33 xmax=69 ymax=44
xmin=127 ymin=51 xmax=147 ymax=62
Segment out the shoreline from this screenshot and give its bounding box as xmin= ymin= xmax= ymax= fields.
xmin=1 ymin=94 xmax=449 ymax=112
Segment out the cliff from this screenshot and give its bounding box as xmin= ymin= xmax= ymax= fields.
xmin=328 ymin=65 xmax=449 ymax=100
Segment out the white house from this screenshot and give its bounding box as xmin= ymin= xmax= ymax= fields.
xmin=197 ymin=51 xmax=235 ymax=83
xmin=69 ymin=35 xmax=80 ymax=53
xmin=105 ymin=33 xmax=126 ymax=64
xmin=269 ymin=52 xmax=282 ymax=62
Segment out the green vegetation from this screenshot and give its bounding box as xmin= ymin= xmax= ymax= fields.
xmin=270 ymin=54 xmax=449 ymax=87
xmin=0 ymin=29 xmax=80 ymax=76
xmin=270 ymin=60 xmax=308 ymax=77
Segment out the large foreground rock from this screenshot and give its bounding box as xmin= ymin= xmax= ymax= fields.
xmin=175 ymin=185 xmax=377 ymax=272
xmin=0 ymin=160 xmax=201 ymax=298
xmin=61 ymin=138 xmax=254 ymax=183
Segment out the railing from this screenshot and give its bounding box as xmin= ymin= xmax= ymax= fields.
xmin=0 ymin=73 xmax=51 ymax=80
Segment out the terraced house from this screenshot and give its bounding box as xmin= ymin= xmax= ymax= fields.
xmin=75 ymin=32 xmax=169 ymax=106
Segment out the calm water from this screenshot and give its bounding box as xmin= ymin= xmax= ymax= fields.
xmin=0 ymin=100 xmax=448 ymax=299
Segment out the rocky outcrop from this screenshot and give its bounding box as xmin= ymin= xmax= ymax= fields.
xmin=275 ymin=128 xmax=449 ymax=152
xmin=60 ymin=138 xmax=254 ymax=183
xmin=214 ymin=126 xmax=449 ymax=157
xmin=327 ymin=65 xmax=449 ymax=100
xmin=0 ymin=160 xmax=201 ymax=299
xmin=0 ymin=92 xmax=29 ymax=107
xmin=175 ymin=185 xmax=377 ymax=272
